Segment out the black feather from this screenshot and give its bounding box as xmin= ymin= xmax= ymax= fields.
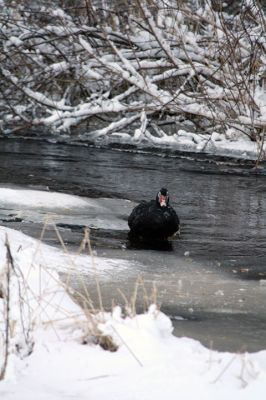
xmin=128 ymin=189 xmax=180 ymax=240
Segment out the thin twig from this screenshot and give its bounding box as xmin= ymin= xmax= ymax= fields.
xmin=0 ymin=236 xmax=13 ymax=380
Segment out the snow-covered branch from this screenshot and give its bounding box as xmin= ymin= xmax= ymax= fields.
xmin=0 ymin=0 xmax=265 ymax=149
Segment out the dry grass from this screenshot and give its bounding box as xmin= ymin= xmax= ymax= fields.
xmin=0 ymin=218 xmax=159 ymax=377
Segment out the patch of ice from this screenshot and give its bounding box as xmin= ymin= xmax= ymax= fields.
xmin=0 ymin=188 xmax=89 ymax=209
xmin=0 ymin=187 xmax=132 ymax=231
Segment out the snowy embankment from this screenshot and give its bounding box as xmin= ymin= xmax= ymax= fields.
xmin=0 ymin=189 xmax=266 ymax=399
xmin=43 ymin=98 xmax=266 ymax=161
xmin=90 ymin=124 xmax=263 ymax=161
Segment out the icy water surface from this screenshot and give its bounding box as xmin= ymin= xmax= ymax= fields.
xmin=1 ymin=138 xmax=266 ymax=352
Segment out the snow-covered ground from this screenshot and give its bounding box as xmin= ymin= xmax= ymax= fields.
xmin=0 ymin=188 xmax=266 ymax=399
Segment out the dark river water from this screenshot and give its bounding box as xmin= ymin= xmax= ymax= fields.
xmin=1 ymin=137 xmax=266 ymax=353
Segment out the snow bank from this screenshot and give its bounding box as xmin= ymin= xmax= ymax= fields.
xmin=90 ymin=126 xmax=261 ymax=161
xmin=0 ymin=226 xmax=266 ymax=399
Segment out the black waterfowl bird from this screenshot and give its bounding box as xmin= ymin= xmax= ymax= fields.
xmin=128 ymin=188 xmax=180 ymax=241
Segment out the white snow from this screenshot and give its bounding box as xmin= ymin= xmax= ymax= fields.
xmin=6 ymin=36 xmax=23 ymax=47
xmin=0 ymin=188 xmax=89 ymax=209
xmin=0 ymin=189 xmax=266 ymax=399
xmin=99 ymin=126 xmax=261 ymax=160
xmin=0 ymin=187 xmax=130 ymax=230
xmin=23 ymin=88 xmax=72 ymax=111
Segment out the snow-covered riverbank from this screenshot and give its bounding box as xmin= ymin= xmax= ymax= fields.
xmin=1 ymin=225 xmax=266 ymax=400
xmin=0 ymin=189 xmax=266 ymax=399
xmin=84 ymin=127 xmax=265 ymax=161
xmin=5 ymin=126 xmax=265 ymax=163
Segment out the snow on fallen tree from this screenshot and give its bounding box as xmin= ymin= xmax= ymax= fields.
xmin=0 ymin=0 xmax=265 ymax=155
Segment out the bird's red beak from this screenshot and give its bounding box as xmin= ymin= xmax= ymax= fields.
xmin=159 ymin=195 xmax=167 ymax=207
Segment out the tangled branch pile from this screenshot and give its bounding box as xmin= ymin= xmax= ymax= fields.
xmin=0 ymin=0 xmax=265 ymax=147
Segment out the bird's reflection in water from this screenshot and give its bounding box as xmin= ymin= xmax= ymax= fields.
xmin=127 ymin=233 xmax=174 ymax=251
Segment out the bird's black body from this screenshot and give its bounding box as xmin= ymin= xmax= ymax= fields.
xmin=128 ymin=188 xmax=180 ymax=241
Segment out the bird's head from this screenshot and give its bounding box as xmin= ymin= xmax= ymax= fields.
xmin=156 ymin=188 xmax=169 ymax=207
